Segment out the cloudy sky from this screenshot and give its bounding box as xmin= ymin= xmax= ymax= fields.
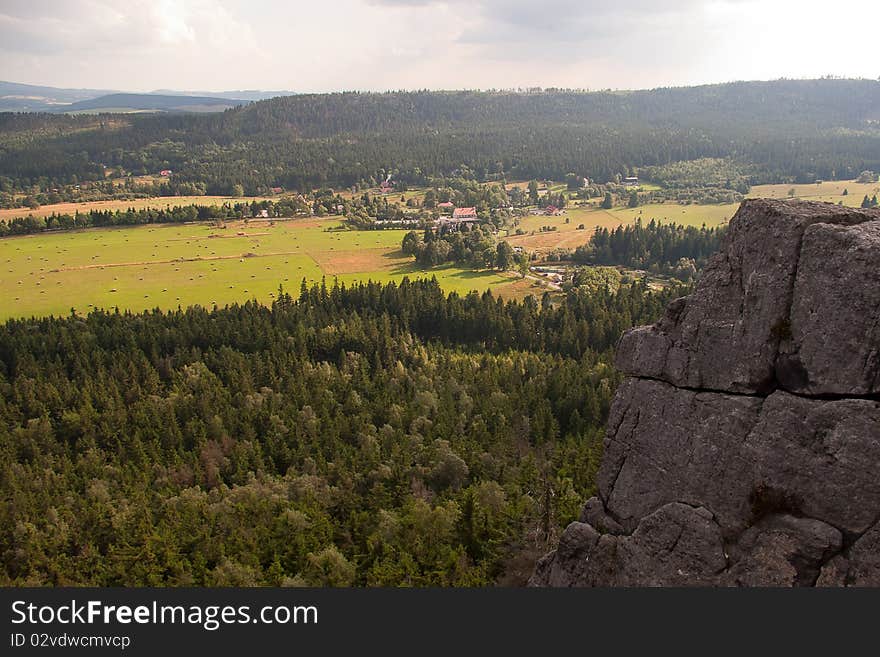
xmin=0 ymin=0 xmax=877 ymax=92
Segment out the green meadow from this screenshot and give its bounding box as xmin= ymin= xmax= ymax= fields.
xmin=505 ymin=201 xmax=736 ymax=255
xmin=3 ymin=180 xmax=873 ymax=320
xmin=0 ymin=218 xmax=512 ymax=320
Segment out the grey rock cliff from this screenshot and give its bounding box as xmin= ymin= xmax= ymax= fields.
xmin=530 ymin=199 xmax=880 ymax=587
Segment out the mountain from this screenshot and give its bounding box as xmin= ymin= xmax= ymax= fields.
xmin=56 ymin=92 xmax=249 ymax=114
xmin=1 ymin=79 xmax=878 ymax=193
xmin=0 ymin=81 xmax=280 ymax=112
xmin=530 ymin=199 xmax=880 ymax=587
xmin=0 ymin=81 xmax=118 ymax=112
xmin=148 ymin=89 xmax=296 ymax=102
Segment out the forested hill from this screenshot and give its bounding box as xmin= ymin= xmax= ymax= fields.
xmin=1 ymin=78 xmax=879 ymax=193
xmin=227 ymin=79 xmax=880 ymax=136
xmin=0 ymin=278 xmax=681 ymax=586
xmin=58 ymin=93 xmax=247 ymax=114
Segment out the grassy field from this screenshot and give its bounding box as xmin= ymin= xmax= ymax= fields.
xmin=3 ymin=178 xmax=874 ymax=319
xmin=504 ymin=202 xmax=736 ymax=254
xmin=0 ymin=195 xmax=274 ymax=221
xmin=0 ymin=218 xmax=516 ymax=320
xmin=748 ymin=180 xmax=880 ymax=206
xmin=502 ymin=176 xmax=880 ymax=256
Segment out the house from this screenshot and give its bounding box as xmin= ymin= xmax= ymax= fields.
xmin=270 ymin=186 xmax=283 ymax=194
xmin=438 ymin=206 xmax=480 ymax=230
xmin=379 ymin=180 xmax=394 ymax=194
xmin=452 ymin=207 xmax=477 ymax=221
xmin=437 ymin=201 xmax=454 ymax=210
xmin=623 ymin=176 xmax=639 ymax=186
xmin=545 ymin=205 xmax=562 ymax=216
xmin=159 ymin=169 xmax=172 ymax=177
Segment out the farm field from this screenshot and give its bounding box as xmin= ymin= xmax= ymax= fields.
xmin=0 ymin=195 xmax=275 ymax=221
xmin=0 ymin=218 xmax=514 ymax=320
xmin=503 ymin=177 xmax=877 ymax=255
xmin=336 ymin=186 xmax=430 ymax=205
xmin=748 ymin=180 xmax=880 ymax=206
xmin=505 ymin=202 xmax=736 ymax=254
xmin=2 ymin=178 xmax=875 ymax=319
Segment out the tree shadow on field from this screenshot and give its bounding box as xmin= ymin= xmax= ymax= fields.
xmin=382 ymin=249 xmax=409 ymax=261
xmin=389 ymin=260 xmax=503 ymax=281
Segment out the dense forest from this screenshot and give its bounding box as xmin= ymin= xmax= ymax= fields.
xmin=0 ymin=278 xmax=683 ymax=586
xmin=400 ymin=226 xmax=524 ymax=271
xmin=1 ymin=79 xmax=879 ymax=196
xmin=570 ymin=220 xmax=725 ymax=276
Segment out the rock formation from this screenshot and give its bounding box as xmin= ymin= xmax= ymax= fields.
xmin=530 ymin=199 xmax=880 ymax=587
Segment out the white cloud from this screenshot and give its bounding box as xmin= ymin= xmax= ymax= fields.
xmin=0 ymin=0 xmax=876 ymax=92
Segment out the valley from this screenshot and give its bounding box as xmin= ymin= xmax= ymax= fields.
xmin=2 ymin=178 xmax=876 ymax=320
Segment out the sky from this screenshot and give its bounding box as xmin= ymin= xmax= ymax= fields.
xmin=0 ymin=0 xmax=877 ymax=93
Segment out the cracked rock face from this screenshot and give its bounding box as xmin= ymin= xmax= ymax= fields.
xmin=615 ymin=199 xmax=880 ymax=395
xmin=531 ymin=199 xmax=880 ymax=587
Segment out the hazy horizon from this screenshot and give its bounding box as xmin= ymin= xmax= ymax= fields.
xmin=4 ymin=75 xmax=880 ymax=97
xmin=1 ymin=0 xmax=877 ymax=94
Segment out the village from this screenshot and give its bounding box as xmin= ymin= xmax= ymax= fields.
xmin=369 ymin=176 xmax=573 ymax=225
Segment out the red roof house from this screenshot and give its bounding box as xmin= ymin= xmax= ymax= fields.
xmin=452 ymin=207 xmax=477 ymax=220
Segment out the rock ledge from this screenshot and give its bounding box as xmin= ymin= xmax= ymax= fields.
xmin=530 ymin=199 xmax=880 ymax=587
